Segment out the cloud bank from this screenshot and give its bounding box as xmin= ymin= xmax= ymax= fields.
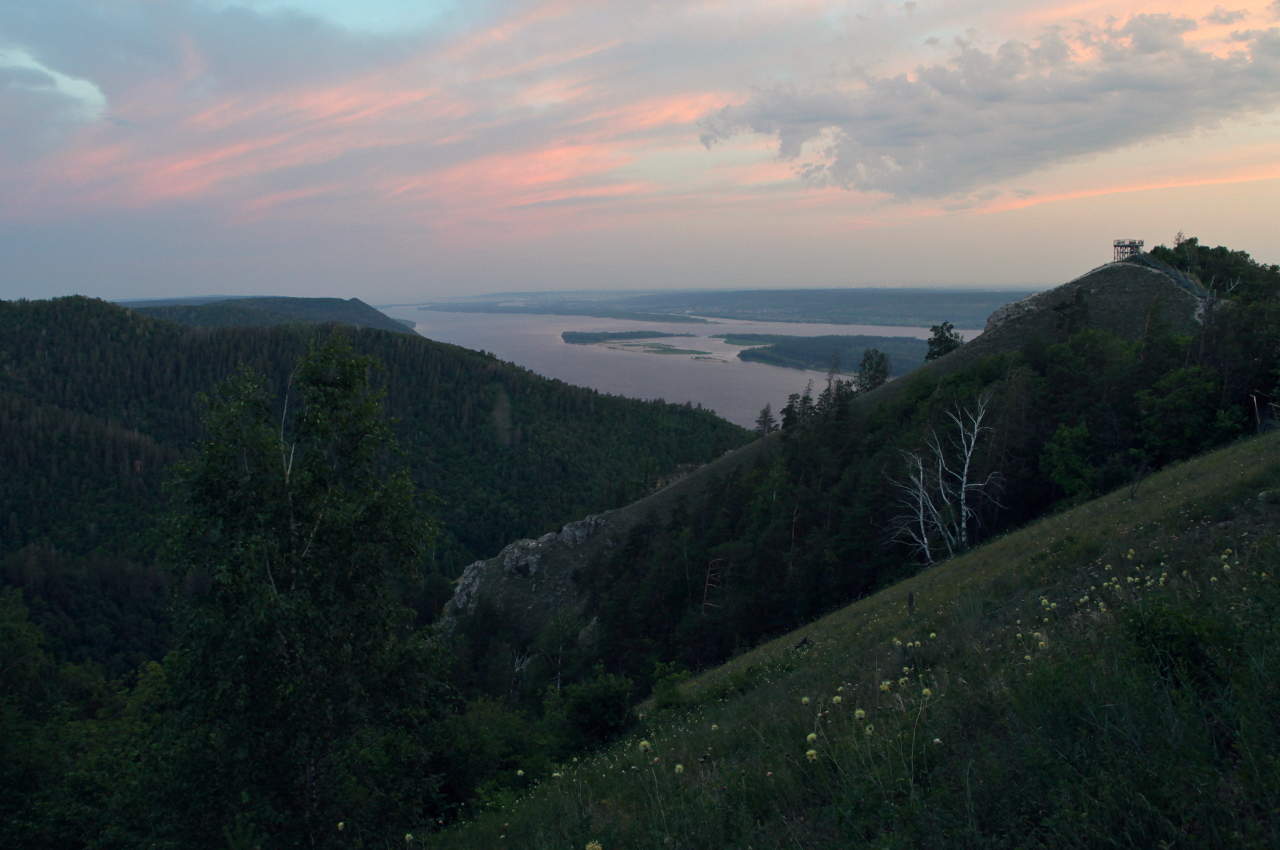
xmin=701 ymin=15 xmax=1280 ymax=200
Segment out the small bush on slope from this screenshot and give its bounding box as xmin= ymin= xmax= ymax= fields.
xmin=421 ymin=431 xmax=1280 ymax=849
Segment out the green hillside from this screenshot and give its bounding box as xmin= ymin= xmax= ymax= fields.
xmin=426 ymin=429 xmax=1280 ymax=848
xmin=126 ymin=295 xmax=414 ymax=335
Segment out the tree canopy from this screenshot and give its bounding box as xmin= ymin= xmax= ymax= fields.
xmin=158 ymin=337 xmax=450 ymax=848
xmin=926 ymin=321 xmax=964 ymax=361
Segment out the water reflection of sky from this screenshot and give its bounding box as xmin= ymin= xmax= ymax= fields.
xmin=382 ymin=307 xmax=980 ymax=428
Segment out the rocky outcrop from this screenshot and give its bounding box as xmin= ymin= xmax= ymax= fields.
xmin=442 ymin=512 xmax=615 ymax=639
xmin=436 ymin=435 xmax=774 ymax=650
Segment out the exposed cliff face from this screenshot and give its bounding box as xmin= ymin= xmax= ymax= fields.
xmin=438 ymin=436 xmax=772 ymax=650
xmin=442 ymin=512 xmax=616 ymax=640
xmin=439 ymin=256 xmax=1206 ymax=655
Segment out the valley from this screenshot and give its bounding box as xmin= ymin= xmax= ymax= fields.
xmin=3 ymin=239 xmax=1278 ymax=849
xmin=5 ymin=4 xmax=1279 ymax=847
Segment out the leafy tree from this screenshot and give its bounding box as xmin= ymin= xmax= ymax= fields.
xmin=157 ymin=336 xmax=450 ymax=848
xmin=0 ymin=588 xmax=57 ymax=841
xmin=1151 ymin=236 xmax=1280 ymax=303
xmin=855 ymin=348 xmax=889 ymax=393
xmin=544 ymin=667 xmax=635 ymax=748
xmin=1137 ymin=366 xmax=1243 ymax=465
xmin=1040 ymin=421 xmax=1097 ymax=501
xmin=926 ymin=321 xmax=964 ymax=361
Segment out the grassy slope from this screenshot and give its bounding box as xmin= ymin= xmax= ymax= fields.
xmin=425 ymin=430 xmax=1280 ymax=849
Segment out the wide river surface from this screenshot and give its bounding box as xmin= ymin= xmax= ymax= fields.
xmin=381 ymin=306 xmax=979 ymax=429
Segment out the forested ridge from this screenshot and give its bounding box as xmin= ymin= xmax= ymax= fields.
xmin=127 ymin=295 xmax=416 ymax=335
xmin=0 ymin=296 xmax=747 ymax=672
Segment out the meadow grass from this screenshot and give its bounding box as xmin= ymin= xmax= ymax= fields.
xmin=419 ymin=431 xmax=1280 ymax=849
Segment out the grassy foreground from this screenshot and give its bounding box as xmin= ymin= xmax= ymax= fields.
xmin=421 ymin=431 xmax=1280 ymax=850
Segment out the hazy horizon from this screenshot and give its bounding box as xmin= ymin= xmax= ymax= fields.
xmin=3 ymin=1 xmax=1279 ymax=303
xmin=103 ymin=283 xmax=1040 ymax=307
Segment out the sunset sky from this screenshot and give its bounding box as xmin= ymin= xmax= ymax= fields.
xmin=3 ymin=0 xmax=1279 ymax=301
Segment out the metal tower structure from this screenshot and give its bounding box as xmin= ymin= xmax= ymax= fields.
xmin=1113 ymin=239 xmax=1144 ymax=261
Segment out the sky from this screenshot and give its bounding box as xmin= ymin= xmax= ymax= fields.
xmin=2 ymin=0 xmax=1279 ymax=301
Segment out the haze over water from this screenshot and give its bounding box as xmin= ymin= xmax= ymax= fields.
xmin=383 ymin=307 xmax=977 ymax=428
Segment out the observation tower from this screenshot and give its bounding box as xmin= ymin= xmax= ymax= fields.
xmin=1113 ymin=239 xmax=1144 ymax=261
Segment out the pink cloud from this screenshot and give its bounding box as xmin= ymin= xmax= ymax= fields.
xmin=976 ymin=165 xmax=1280 ymax=214
xmin=582 ymin=92 xmax=739 ymax=137
xmin=389 ymin=142 xmax=632 ymax=204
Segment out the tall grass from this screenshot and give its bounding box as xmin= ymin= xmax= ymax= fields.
xmin=416 ymin=432 xmax=1280 ymax=849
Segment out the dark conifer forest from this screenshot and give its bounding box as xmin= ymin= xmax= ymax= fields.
xmin=0 ymin=297 xmax=747 ymax=672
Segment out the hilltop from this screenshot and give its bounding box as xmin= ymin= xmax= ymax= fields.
xmin=123 ymin=295 xmax=415 ymax=335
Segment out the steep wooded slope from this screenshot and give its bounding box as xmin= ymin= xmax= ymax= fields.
xmin=442 ymin=252 xmax=1276 ymax=703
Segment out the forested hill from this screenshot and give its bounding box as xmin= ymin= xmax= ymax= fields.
xmin=445 ymin=243 xmax=1279 ymax=706
xmin=124 ymin=295 xmax=415 ymax=335
xmin=0 ymin=296 xmax=748 ymax=670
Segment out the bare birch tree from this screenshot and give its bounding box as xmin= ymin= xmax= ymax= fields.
xmin=889 ymin=394 xmax=1002 ymax=564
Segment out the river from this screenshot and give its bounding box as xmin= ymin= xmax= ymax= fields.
xmin=380 ymin=306 xmax=978 ymax=429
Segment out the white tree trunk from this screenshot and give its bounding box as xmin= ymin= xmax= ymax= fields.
xmin=889 ymin=393 xmax=1000 ymax=563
